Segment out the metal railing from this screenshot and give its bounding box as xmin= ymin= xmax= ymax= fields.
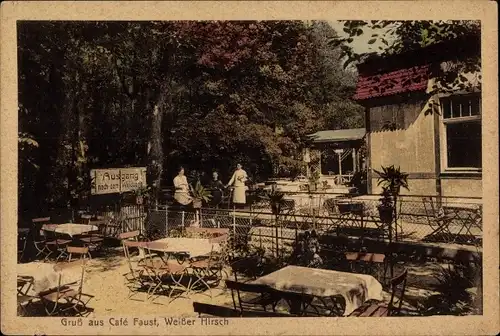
xmin=146 ymin=193 xmax=482 ymax=257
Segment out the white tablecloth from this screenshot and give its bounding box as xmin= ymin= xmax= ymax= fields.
xmin=17 ymin=262 xmax=84 ymax=294
xmin=145 ymin=238 xmax=220 ymax=258
xmin=43 ymin=223 xmax=98 ymax=237
xmin=252 ymin=265 xmax=383 ymax=315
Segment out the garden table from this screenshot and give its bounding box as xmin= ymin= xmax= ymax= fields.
xmin=138 ymin=238 xmax=223 ymax=298
xmin=42 ymin=223 xmax=99 ymax=237
xmin=142 ymin=237 xmax=221 ymax=259
xmin=17 ymin=261 xmax=84 ymax=295
xmin=251 ymin=265 xmax=383 ymax=316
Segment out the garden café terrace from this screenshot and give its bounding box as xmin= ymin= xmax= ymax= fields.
xmin=17 ymin=187 xmax=482 ymax=318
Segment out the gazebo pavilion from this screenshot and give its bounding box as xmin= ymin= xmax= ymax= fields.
xmin=304 ymin=128 xmax=366 ymax=186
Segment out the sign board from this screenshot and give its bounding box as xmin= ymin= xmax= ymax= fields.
xmin=91 ymin=167 xmax=147 ymax=195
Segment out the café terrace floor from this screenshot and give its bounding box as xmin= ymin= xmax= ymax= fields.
xmin=21 ymin=247 xmax=448 ymax=317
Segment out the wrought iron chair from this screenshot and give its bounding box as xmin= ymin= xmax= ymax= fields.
xmin=422 ymin=197 xmax=455 ymax=243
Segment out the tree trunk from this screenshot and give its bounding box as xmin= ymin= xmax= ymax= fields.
xmin=148 ymin=103 xmax=164 ymax=208
xmin=147 ymin=80 xmax=176 ymax=207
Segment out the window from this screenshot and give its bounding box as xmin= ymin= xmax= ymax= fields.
xmin=441 ymin=94 xmax=481 ymax=170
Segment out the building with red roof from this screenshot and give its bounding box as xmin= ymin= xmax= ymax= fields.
xmin=354 ymin=35 xmax=482 ymax=198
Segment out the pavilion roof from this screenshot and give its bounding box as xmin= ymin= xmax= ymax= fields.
xmin=307 ymin=128 xmax=366 ymax=143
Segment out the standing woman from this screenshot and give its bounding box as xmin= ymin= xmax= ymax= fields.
xmin=173 ymin=167 xmax=192 ymax=209
xmin=226 ymin=163 xmax=248 ymax=209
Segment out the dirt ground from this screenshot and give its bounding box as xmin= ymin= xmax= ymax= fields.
xmin=19 ymin=247 xmax=457 ymax=317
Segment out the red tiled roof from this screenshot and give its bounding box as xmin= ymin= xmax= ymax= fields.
xmin=354 ymin=64 xmax=431 ymax=100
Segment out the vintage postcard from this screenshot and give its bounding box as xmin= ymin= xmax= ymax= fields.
xmin=1 ymin=1 xmax=498 ymax=335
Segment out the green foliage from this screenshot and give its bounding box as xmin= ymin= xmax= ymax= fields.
xmin=190 ymin=180 xmax=212 ymax=203
xmin=330 ymin=20 xmax=481 ymax=115
xmin=423 ymin=262 xmax=482 ymax=315
xmin=374 ymin=165 xmax=409 ymax=196
xmin=17 ymin=20 xmax=364 ymax=215
xmin=262 ymin=185 xmax=286 ymax=216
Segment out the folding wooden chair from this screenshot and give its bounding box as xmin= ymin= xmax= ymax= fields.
xmin=349 ymin=268 xmax=408 ymax=317
xmin=78 ymin=226 xmax=105 ymax=254
xmin=18 ymin=228 xmax=30 ymax=262
xmin=60 ymin=259 xmax=95 ymax=316
xmin=121 ymin=240 xmax=153 ymax=301
xmin=225 ymin=280 xmax=281 ymax=313
xmin=17 ymin=275 xmax=34 ymax=295
xmin=31 ymin=217 xmax=52 ymax=260
xmin=17 ymin=274 xmax=39 ymax=315
xmin=422 ymin=197 xmax=455 ymax=243
xmin=40 ymin=260 xmax=94 ymax=316
xmin=193 ymin=301 xmax=241 ymax=317
xmin=188 ymin=244 xmax=230 ymax=297
xmin=141 ymin=246 xmax=190 ymax=301
xmin=44 ymin=230 xmax=72 ymax=262
xmin=119 ymin=230 xmax=156 ymax=263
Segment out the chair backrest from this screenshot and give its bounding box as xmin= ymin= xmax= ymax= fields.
xmin=192 ymin=302 xmax=240 ymax=317
xmin=56 ymin=259 xmax=87 ymax=293
xmin=122 ymin=240 xmax=145 ymax=258
xmin=118 ymin=230 xmax=140 ymax=240
xmin=31 ymin=217 xmax=51 ymax=240
xmin=422 ymin=197 xmax=440 ymax=218
xmin=387 ymin=268 xmax=408 ymax=316
xmin=225 ymin=280 xmax=273 ymax=311
xmin=67 ymin=246 xmax=89 ymax=261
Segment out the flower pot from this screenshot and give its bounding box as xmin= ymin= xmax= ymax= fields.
xmin=136 ymin=196 xmax=144 ymax=205
xmin=271 ymin=204 xmax=281 ymax=216
xmin=308 ymin=183 xmax=317 ymax=192
xmin=192 ymin=199 xmax=202 ymax=209
xmin=378 ymin=205 xmax=394 ymax=223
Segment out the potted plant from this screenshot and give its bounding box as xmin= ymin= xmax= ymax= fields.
xmin=263 ymin=185 xmax=286 ymax=218
xmin=374 ymin=165 xmax=409 ymax=198
xmin=190 ymin=180 xmax=212 ymax=209
xmin=377 ymin=187 xmax=394 ymax=223
xmin=308 ymin=169 xmax=321 ymax=192
xmin=373 ymin=165 xmax=409 ymax=241
xmin=133 ymin=186 xmax=151 ymax=205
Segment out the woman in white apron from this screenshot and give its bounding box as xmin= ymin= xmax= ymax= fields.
xmin=226 ymin=164 xmax=248 ymax=209
xmin=173 ymin=167 xmax=192 ymax=207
